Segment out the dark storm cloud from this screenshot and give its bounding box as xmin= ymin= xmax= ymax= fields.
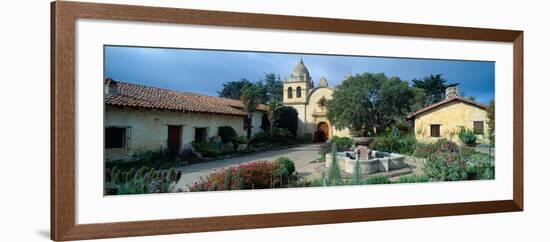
xmin=104 ymin=46 xmax=495 ymax=104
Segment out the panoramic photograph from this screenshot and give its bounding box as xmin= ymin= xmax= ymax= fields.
xmin=103 ymin=46 xmax=495 ymax=195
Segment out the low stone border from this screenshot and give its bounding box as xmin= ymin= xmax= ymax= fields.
xmin=188 ymin=143 xmax=305 ymax=164
xmin=314 ymin=163 xmax=413 ymax=179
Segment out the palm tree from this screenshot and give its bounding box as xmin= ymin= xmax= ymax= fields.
xmin=266 ymin=100 xmax=281 ymax=131
xmin=240 ymin=83 xmax=264 ymax=140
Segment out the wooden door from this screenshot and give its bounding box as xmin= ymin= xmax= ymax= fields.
xmin=316 ymin=122 xmax=329 ymax=143
xmin=167 ymin=125 xmax=182 ymax=155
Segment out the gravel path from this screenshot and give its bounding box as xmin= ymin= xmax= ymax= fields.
xmin=174 ymin=144 xmax=322 ymax=191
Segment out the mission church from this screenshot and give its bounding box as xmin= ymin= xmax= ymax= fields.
xmin=282 ymin=58 xmax=351 ymax=142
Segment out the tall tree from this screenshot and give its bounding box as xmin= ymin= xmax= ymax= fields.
xmin=262 ymin=73 xmax=283 ymax=102
xmin=266 ymin=100 xmax=281 ymax=131
xmin=411 ymin=74 xmax=458 ymax=106
xmin=411 ymin=87 xmax=427 ymax=111
xmin=240 ymin=83 xmax=264 ymax=140
xmin=326 ymin=73 xmax=414 ymax=136
xmin=274 ymin=106 xmax=298 ymax=137
xmin=218 ymin=78 xmax=252 ymax=99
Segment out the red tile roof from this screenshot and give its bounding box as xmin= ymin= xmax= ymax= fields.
xmin=406 ymin=96 xmax=488 ymax=120
xmin=104 ymin=79 xmax=266 ymax=116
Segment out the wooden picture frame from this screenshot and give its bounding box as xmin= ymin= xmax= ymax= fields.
xmin=51 ymin=1 xmax=523 ymax=241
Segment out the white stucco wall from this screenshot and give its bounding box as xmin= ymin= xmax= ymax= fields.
xmin=282 ymin=85 xmax=351 ymax=140
xmin=283 ymin=103 xmax=307 ymax=138
xmin=104 ymin=106 xmax=263 ymax=161
xmin=305 ymin=87 xmax=351 ymax=139
xmin=250 ymin=111 xmax=264 ymax=135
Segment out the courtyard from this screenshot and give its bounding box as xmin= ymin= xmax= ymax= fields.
xmin=173 ymin=144 xmax=323 ymax=191
xmin=102 ymin=48 xmax=496 ymax=195
xmin=172 ymin=142 xmax=431 ymax=192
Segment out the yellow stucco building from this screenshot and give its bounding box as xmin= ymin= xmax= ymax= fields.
xmin=282 ymin=59 xmax=351 ymax=142
xmin=407 ymin=87 xmax=490 ymax=144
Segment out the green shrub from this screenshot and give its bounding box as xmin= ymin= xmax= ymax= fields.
xmin=107 ymin=148 xmax=189 ymax=171
xmin=373 ymin=134 xmax=416 ymax=155
xmin=331 ymin=136 xmax=353 ymax=152
xmin=397 ymin=174 xmax=430 ymax=183
xmin=419 ymin=139 xmax=468 ymax=181
xmin=423 ymin=155 xmax=467 ymax=181
xmin=350 ymin=160 xmax=362 ymax=185
xmin=218 ymin=126 xmax=237 ymax=143
xmin=131 ymin=148 xmax=171 ymax=164
xmin=460 ymin=147 xmax=491 ymax=164
xmin=274 ymin=157 xmax=296 ymax=175
xmin=460 ymin=146 xmax=476 ymax=158
xmin=480 ymin=166 xmax=495 ymax=180
xmin=466 ymin=161 xmax=494 ymax=180
xmin=327 ymin=143 xmax=342 ymax=185
xmin=232 ymin=135 xmax=248 ymax=145
xmin=414 ymin=142 xmax=438 ymax=158
xmin=459 ymin=127 xmax=477 ymax=146
xmin=414 ymin=139 xmax=458 ymax=158
xmin=251 ymin=128 xmax=294 ymax=145
xmin=300 ymin=133 xmax=314 ymax=144
xmin=105 ymin=166 xmax=182 ymax=195
xmin=365 ymin=175 xmax=390 ymax=184
xmin=191 ymin=141 xmax=221 ymax=157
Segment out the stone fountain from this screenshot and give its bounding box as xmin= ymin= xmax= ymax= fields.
xmin=325 ymin=137 xmax=406 ymax=174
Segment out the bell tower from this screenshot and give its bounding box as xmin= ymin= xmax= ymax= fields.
xmin=283 ymin=58 xmax=313 ymax=105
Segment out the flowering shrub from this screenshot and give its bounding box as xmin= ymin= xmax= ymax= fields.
xmin=422 ymin=140 xmax=467 ymax=181
xmin=423 ymin=155 xmax=467 ymax=181
xmin=414 ymin=139 xmax=458 ymax=158
xmin=187 ymin=161 xmax=285 ymax=191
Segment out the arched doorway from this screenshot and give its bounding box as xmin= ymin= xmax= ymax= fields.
xmin=315 ymin=122 xmax=330 ymax=143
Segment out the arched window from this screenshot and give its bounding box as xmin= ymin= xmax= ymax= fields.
xmin=296 ymin=86 xmax=302 ymax=98
xmin=287 ymin=87 xmax=293 ymax=98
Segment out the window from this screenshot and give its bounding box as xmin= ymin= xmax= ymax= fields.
xmin=105 ymin=126 xmax=130 ymax=149
xmin=430 ymin=124 xmax=441 ymax=137
xmin=296 ymin=86 xmax=302 ymax=98
xmin=473 ymin=121 xmax=484 ymax=134
xmin=287 ymin=87 xmax=293 ymax=98
xmin=194 ymin=127 xmax=207 ymax=142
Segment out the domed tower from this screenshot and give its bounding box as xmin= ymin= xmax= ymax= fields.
xmin=283 ymin=58 xmax=313 ymax=104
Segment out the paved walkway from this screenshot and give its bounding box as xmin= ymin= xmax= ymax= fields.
xmin=174 ymin=144 xmax=322 ymax=191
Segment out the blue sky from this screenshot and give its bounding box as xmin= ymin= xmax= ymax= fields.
xmin=104 ymin=46 xmax=495 ymax=104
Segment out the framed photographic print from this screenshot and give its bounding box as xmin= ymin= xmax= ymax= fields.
xmin=51 ymin=1 xmax=523 ymax=241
